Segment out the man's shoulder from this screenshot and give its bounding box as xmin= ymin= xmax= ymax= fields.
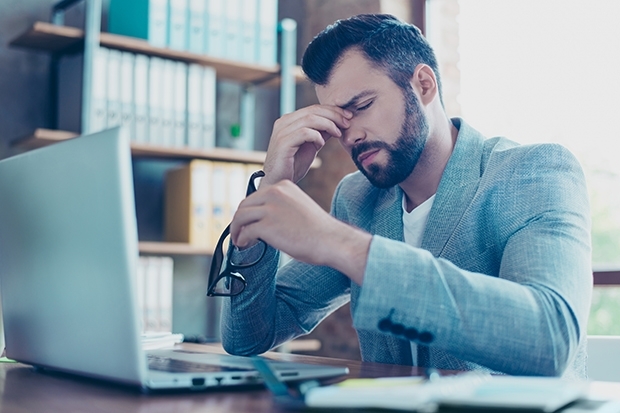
xmin=331 ymin=171 xmax=399 ymax=222
xmin=482 ymin=137 xmax=581 ymax=175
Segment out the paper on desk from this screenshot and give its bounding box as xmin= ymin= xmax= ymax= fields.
xmin=304 ymin=373 xmax=590 ymax=412
xmin=141 ymin=332 xmax=184 ymax=350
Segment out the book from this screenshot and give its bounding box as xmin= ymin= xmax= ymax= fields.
xmin=226 ymin=162 xmax=248 ymax=223
xmin=164 ymin=160 xmax=213 ymax=248
xmin=136 ymin=256 xmax=147 ymax=332
xmin=172 ymin=61 xmax=188 ymax=147
xmin=148 ymin=56 xmax=165 ymax=145
xmin=224 ymin=0 xmax=242 ymax=61
xmin=303 ymin=374 xmax=590 ymax=412
xmin=186 ymin=64 xmax=203 ymax=149
xmin=141 ymin=332 xmax=184 ymax=350
xmin=168 ymin=0 xmax=188 ymax=50
xmin=133 ymin=54 xmax=150 ymax=143
xmin=205 ymin=0 xmax=225 ymax=58
xmin=186 ymin=64 xmax=216 ymax=149
xmin=240 ymin=0 xmax=259 ymax=63
xmin=140 ymin=255 xmax=174 ymax=334
xmin=201 ymin=65 xmax=217 ymax=149
xmin=144 ymin=256 xmax=161 ymax=332
xmin=108 ymin=0 xmax=169 ymax=47
xmin=119 ymin=52 xmax=136 ymax=142
xmin=105 ymin=49 xmax=123 ymax=129
xmin=157 ymin=256 xmax=174 ymax=333
xmin=160 ymin=59 xmax=176 ymax=146
xmin=257 ymin=0 xmax=278 ymax=67
xmin=187 ymin=0 xmax=205 ymax=54
xmin=210 ymin=162 xmax=230 ymax=246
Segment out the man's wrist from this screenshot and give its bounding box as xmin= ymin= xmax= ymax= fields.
xmin=321 ymin=222 xmax=372 ymax=285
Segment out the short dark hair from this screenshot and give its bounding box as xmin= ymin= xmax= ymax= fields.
xmin=301 ymin=14 xmax=443 ymax=105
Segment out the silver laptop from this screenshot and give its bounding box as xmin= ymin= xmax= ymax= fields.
xmin=0 ymin=127 xmax=348 ymax=390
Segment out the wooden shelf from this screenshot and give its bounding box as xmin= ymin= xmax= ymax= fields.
xmin=9 ymin=21 xmax=307 ymax=85
xmin=12 ymin=128 xmax=322 ymax=167
xmin=139 ymin=241 xmax=213 ymax=256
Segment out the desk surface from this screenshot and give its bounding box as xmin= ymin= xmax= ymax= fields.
xmin=0 ymin=343 xmax=423 ymax=413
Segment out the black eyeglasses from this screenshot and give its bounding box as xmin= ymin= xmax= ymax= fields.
xmin=207 ymin=170 xmax=267 ymax=297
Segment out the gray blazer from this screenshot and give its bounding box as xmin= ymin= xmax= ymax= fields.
xmin=222 ymin=118 xmax=592 ymax=379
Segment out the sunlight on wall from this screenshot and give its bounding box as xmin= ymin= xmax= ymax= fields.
xmin=430 ymin=0 xmax=620 ymax=335
xmin=457 ymin=0 xmax=620 ymax=269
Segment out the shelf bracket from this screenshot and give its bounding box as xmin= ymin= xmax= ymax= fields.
xmin=279 ymin=18 xmax=297 ymax=116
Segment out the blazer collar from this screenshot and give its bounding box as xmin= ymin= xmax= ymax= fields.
xmin=369 ymin=118 xmax=485 ymax=256
xmin=420 ymin=118 xmax=485 ymax=257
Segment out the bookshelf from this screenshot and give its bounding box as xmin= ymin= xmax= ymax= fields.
xmin=12 ymin=128 xmax=322 ymax=166
xmin=8 ymin=13 xmax=308 ymax=258
xmin=9 ymin=21 xmax=307 ymax=86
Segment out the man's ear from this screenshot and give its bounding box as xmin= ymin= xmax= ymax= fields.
xmin=410 ymin=64 xmax=437 ymax=106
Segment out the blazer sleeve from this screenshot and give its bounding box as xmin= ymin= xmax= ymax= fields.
xmin=220 ymin=216 xmax=352 ymax=357
xmin=352 ymin=144 xmax=592 ymax=376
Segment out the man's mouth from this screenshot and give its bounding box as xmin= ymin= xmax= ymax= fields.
xmin=357 ymin=148 xmax=381 ymax=167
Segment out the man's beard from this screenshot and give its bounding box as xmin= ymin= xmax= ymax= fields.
xmin=351 ymin=86 xmax=429 ymax=189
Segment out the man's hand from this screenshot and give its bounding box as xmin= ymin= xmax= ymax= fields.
xmin=229 ymin=180 xmax=372 ymax=285
xmin=261 ymin=105 xmax=353 ymax=187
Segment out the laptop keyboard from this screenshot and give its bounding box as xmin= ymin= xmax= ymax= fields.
xmin=147 ymin=354 xmax=250 ymax=373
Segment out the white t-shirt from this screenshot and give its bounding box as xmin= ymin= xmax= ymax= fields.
xmin=402 ymin=194 xmax=435 ymax=248
xmin=402 ymin=193 xmax=436 ymax=364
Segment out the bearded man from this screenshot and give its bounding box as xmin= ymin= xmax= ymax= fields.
xmin=214 ymin=14 xmax=592 ymax=379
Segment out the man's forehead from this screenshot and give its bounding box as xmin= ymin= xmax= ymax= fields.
xmin=314 ymin=49 xmax=388 ymax=106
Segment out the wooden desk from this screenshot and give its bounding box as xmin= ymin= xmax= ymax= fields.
xmin=0 ymin=343 xmax=423 ymax=413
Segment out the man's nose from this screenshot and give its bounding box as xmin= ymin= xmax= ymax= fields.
xmin=341 ymin=123 xmax=366 ymax=149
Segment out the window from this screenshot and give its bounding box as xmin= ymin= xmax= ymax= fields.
xmin=427 ymin=0 xmax=620 ymax=334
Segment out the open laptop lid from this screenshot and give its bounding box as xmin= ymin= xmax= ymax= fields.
xmin=0 ymin=127 xmax=146 ymax=386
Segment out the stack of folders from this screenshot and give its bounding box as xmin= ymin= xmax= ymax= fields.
xmin=56 ymin=48 xmax=216 ymax=149
xmin=164 ymin=160 xmax=262 ymax=249
xmin=107 ymin=0 xmax=279 ymax=66
xmin=136 ymin=256 xmax=175 ymax=335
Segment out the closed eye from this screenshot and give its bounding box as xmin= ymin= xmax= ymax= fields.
xmin=355 ymin=100 xmax=373 ymax=112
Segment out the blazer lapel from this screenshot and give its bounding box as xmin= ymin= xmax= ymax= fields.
xmin=421 ymin=118 xmax=485 ymax=257
xmin=370 ymin=185 xmax=405 ymax=241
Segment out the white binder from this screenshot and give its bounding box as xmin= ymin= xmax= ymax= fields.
xmin=90 ymin=47 xmax=109 ymax=133
xmin=187 ymin=0 xmax=206 ymax=53
xmin=133 ymin=54 xmax=150 ymax=143
xmin=106 ymin=49 xmax=122 ymax=129
xmin=257 ymin=0 xmax=278 ymax=66
xmin=160 ymin=59 xmax=176 ymax=146
xmin=172 ymin=61 xmax=188 ymax=147
xmin=225 ymin=0 xmax=242 ymax=61
xmin=148 ymin=56 xmax=165 ymax=145
xmin=148 ymin=0 xmax=169 ymax=47
xmin=240 ymin=0 xmax=259 ymax=63
xmin=168 ymin=0 xmax=188 ymax=50
xmin=186 ymin=64 xmax=203 ymax=148
xmin=119 ymin=52 xmax=136 ymax=142
xmin=205 ymin=0 xmax=225 ymax=57
xmin=201 ymin=65 xmax=217 ymax=149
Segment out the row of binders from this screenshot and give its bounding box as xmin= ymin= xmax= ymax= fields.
xmin=136 ymin=256 xmax=174 ymax=334
xmin=57 ymin=47 xmax=217 ymax=149
xmin=108 ymin=0 xmax=279 ymax=66
xmin=165 ymin=160 xmax=262 ymax=248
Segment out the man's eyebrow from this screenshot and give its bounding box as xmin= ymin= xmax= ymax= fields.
xmin=336 ymin=91 xmax=376 ymax=110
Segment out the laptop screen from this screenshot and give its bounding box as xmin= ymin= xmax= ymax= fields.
xmin=0 ymin=127 xmax=146 ymax=385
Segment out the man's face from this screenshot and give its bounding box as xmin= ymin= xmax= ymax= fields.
xmin=316 ymin=49 xmax=429 ymax=188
